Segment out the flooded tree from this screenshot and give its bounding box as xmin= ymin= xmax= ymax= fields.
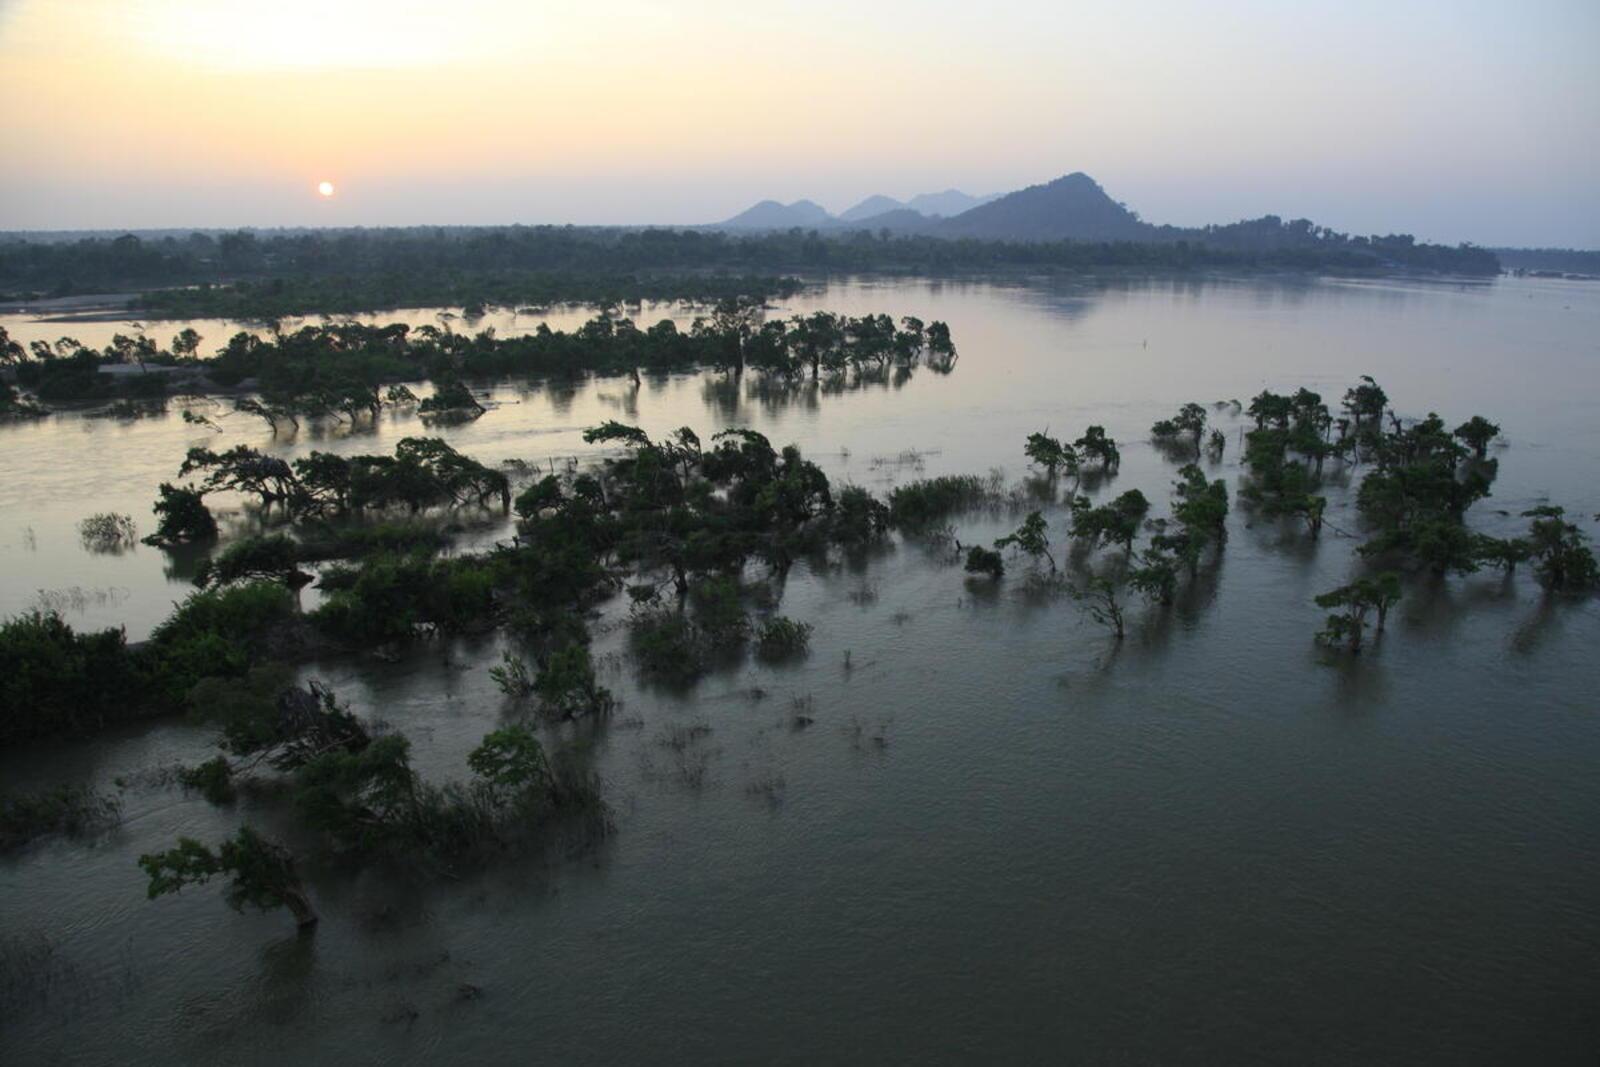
xmin=417 ymin=378 xmax=486 ymax=418
xmin=1452 ymin=416 xmax=1500 ymax=460
xmin=1073 ymin=425 xmax=1121 ymax=471
xmin=1128 ymin=548 xmax=1179 ymax=605
xmin=995 ymin=510 xmax=1055 ymax=572
xmin=1314 ymin=573 xmax=1401 ymax=653
xmin=181 ymin=445 xmax=300 ymax=507
xmin=143 ymin=483 xmax=217 ymax=545
xmin=532 ymin=644 xmax=615 ymax=719
xmin=1070 ymin=490 xmax=1149 ymax=555
xmin=1357 ymin=413 xmax=1494 ymax=572
xmin=1024 ymin=431 xmax=1078 ymax=480
xmin=1522 ymin=506 xmax=1600 ymax=590
xmin=1472 ymin=534 xmax=1532 ymax=575
xmin=1077 ymin=577 xmax=1125 ymax=640
xmin=1151 ymin=402 xmax=1208 ymax=458
xmin=193 ymin=534 xmax=311 ymax=589
xmin=964 ymin=545 xmax=1005 ymax=579
xmin=140 ymin=827 xmax=318 ymax=930
xmin=1342 ymin=375 xmax=1389 ymax=429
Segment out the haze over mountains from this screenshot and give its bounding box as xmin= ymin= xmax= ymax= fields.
xmin=721 ymin=188 xmax=1001 ymax=230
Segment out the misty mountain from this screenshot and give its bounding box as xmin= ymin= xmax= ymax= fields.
xmin=936 ymin=172 xmax=1152 ymax=241
xmin=838 ymin=195 xmax=908 ymax=222
xmin=718 ymin=188 xmax=996 ymax=230
xmin=716 ymin=175 xmax=1150 ymax=240
xmin=719 ymin=199 xmax=832 ymax=229
xmin=906 ymin=189 xmax=999 ymax=217
xmin=708 ymin=172 xmax=1497 ymax=270
xmin=838 ymin=208 xmax=942 ymax=234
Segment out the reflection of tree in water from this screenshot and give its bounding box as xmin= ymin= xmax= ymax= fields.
xmin=697 ymin=356 xmax=951 ymax=421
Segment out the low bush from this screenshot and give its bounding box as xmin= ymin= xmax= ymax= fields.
xmin=755 ymin=616 xmax=813 ymax=660
xmin=888 ymin=475 xmax=989 ymax=528
xmin=0 ymin=612 xmax=141 ymax=743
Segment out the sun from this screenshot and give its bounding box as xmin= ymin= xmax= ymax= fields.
xmin=317 ymin=180 xmax=336 ymax=198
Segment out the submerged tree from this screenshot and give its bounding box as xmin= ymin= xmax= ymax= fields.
xmin=1073 ymin=425 xmax=1121 ymax=471
xmin=1077 ymin=577 xmax=1125 ymax=640
xmin=1070 ymin=490 xmax=1149 ymax=555
xmin=1314 ymin=573 xmax=1402 ymax=653
xmin=964 ymin=545 xmax=1005 ymax=579
xmin=1151 ymin=402 xmax=1208 ymax=458
xmin=1127 ymin=548 xmax=1179 ymax=606
xmin=532 ymin=644 xmax=614 ymax=719
xmin=1452 ymin=416 xmax=1501 ymax=460
xmin=143 ymin=483 xmax=217 ymax=546
xmin=1343 ymin=375 xmax=1388 ymax=429
xmin=1024 ymin=431 xmax=1078 ymax=480
xmin=1521 ymin=506 xmax=1600 ymax=590
xmin=995 ymin=510 xmax=1055 ymax=572
xmin=139 ymin=826 xmax=318 ymax=930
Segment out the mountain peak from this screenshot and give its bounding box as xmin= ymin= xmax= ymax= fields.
xmin=937 ymin=172 xmax=1148 ymax=241
xmin=839 ymin=194 xmax=907 ymax=222
xmin=719 ymin=198 xmax=833 ymax=230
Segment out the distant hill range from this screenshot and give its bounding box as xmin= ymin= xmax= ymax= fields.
xmin=713 ymin=172 xmax=1154 ymax=236
xmin=710 ymin=172 xmax=1501 ymax=273
xmin=720 ymin=188 xmax=1002 ymax=230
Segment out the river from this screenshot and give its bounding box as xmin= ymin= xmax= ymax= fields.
xmin=2 ymin=274 xmax=1597 ymax=1064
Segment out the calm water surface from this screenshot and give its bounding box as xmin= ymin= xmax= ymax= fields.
xmin=1 ymin=275 xmax=1597 ymax=1064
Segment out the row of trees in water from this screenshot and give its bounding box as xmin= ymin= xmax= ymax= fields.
xmin=0 ymin=307 xmax=955 ymax=417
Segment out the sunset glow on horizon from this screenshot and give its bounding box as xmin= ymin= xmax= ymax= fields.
xmin=0 ymin=0 xmax=1595 ymax=244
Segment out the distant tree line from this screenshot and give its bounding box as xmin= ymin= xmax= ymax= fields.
xmin=0 ymin=223 xmax=1500 ymax=313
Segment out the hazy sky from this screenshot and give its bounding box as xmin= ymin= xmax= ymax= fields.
xmin=1 ymin=0 xmax=1596 ymax=245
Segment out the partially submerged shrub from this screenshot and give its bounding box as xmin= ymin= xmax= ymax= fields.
xmin=312 ymin=554 xmax=497 ymax=644
xmin=689 ymin=576 xmax=750 ymax=641
xmin=755 ymin=616 xmax=813 ymax=661
xmin=143 ymin=483 xmax=216 ymax=546
xmin=140 ymin=827 xmax=318 ymax=929
xmin=0 ymin=611 xmax=141 ymax=743
xmin=490 ymin=651 xmax=536 ymax=697
xmin=964 ymin=545 xmax=1005 ymax=579
xmin=630 ymin=605 xmax=707 ymax=684
xmin=194 ymin=534 xmax=311 ymax=588
xmin=78 ymin=513 xmax=137 ymax=552
xmin=141 ymin=582 xmax=297 ymax=705
xmin=831 ymin=485 xmax=890 ymax=545
xmin=1522 ymin=506 xmax=1599 ymax=590
xmin=888 ymin=475 xmax=989 ymax=528
xmin=533 ymin=644 xmax=614 ymax=719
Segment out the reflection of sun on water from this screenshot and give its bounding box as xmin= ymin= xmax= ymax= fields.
xmin=318 ymin=181 xmax=336 ymax=198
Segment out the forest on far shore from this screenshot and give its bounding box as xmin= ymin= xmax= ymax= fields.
xmin=0 ymin=223 xmax=1501 ymax=319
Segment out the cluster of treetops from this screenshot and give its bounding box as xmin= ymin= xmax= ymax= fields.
xmin=958 ymin=378 xmax=1595 ymax=652
xmin=0 ymin=306 xmax=955 ymax=416
xmin=0 ymin=222 xmax=1498 ymax=315
xmin=0 ymin=412 xmax=980 ymax=927
xmin=7 ymin=367 xmax=1593 ymax=750
xmin=6 ymin=376 xmax=1598 ymax=927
